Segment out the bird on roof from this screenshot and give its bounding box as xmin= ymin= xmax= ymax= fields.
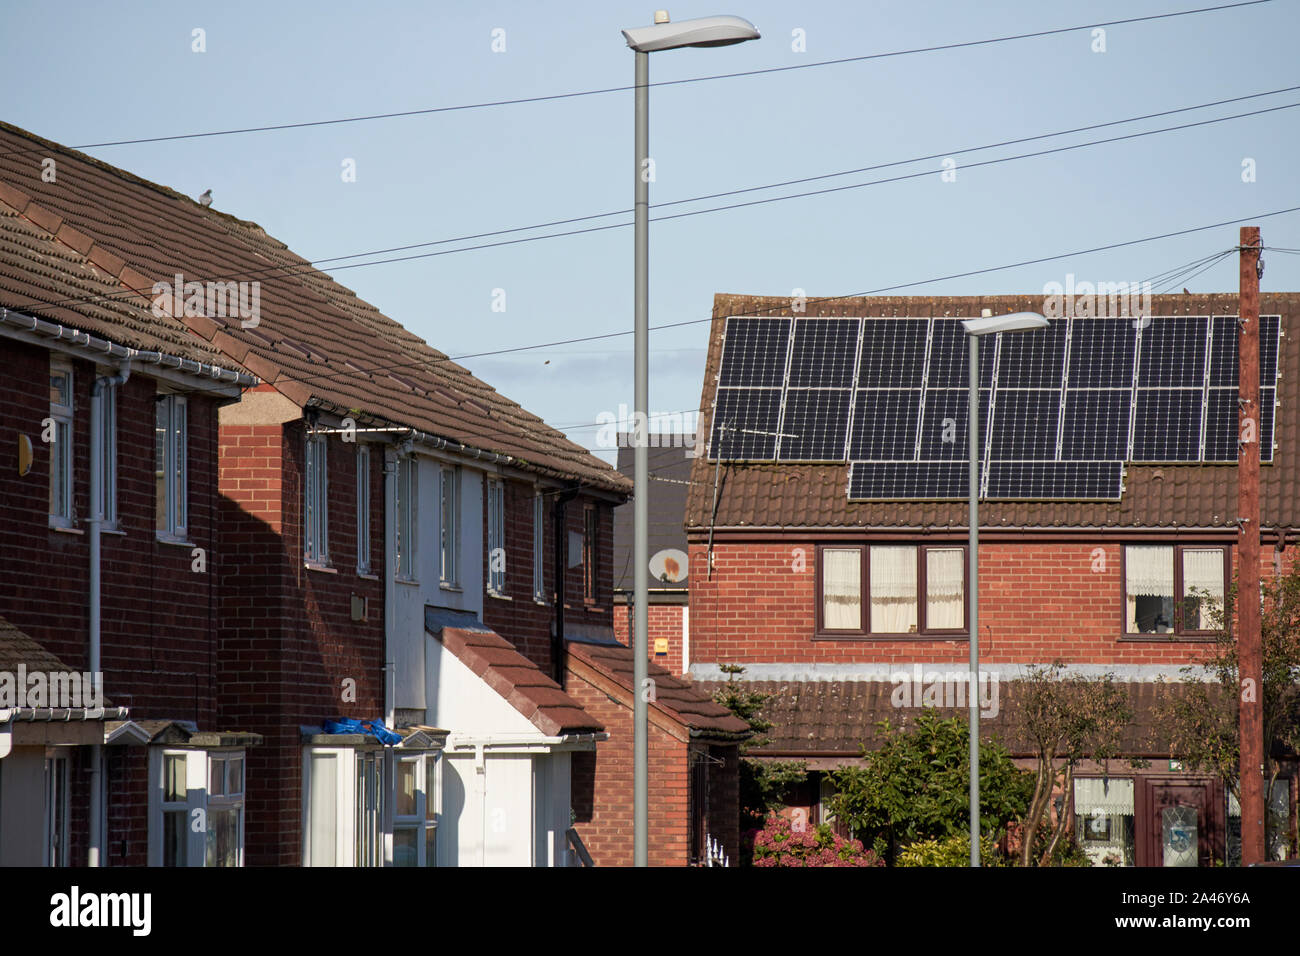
xmin=199 ymin=189 xmax=212 ymax=207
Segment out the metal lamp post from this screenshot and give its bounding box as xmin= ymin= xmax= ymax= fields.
xmin=621 ymin=10 xmax=760 ymax=867
xmin=960 ymin=309 xmax=1048 ymax=866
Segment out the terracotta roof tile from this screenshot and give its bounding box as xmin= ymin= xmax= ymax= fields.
xmin=0 ymin=121 xmax=629 ymax=495
xmin=687 ymin=293 xmax=1300 ymax=532
xmin=427 ymin=614 xmax=602 ymax=735
xmin=567 ymin=639 xmax=752 ymax=739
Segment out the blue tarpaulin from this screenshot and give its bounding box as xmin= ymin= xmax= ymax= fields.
xmin=323 ymin=717 xmax=402 ymax=746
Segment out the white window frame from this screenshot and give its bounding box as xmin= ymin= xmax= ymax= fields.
xmin=205 ymin=752 xmax=245 ymax=867
xmin=155 ymin=393 xmax=188 ymax=539
xmin=356 ymin=445 xmax=371 ymax=574
xmin=147 ymin=748 xmax=245 ymax=867
xmin=487 ymin=478 xmax=505 ymax=596
xmin=396 ymin=455 xmax=418 ymax=581
xmin=44 ymin=750 xmax=69 ymax=867
xmin=440 ymin=465 xmax=460 ymax=587
xmin=48 ymin=361 xmax=74 ymax=528
xmin=533 ymin=491 xmax=547 ymax=604
xmin=392 ymin=752 xmax=440 ymax=867
xmin=99 ymin=382 xmax=118 ymax=528
xmin=304 ymin=432 xmax=329 ymax=565
xmin=302 ymin=745 xmax=388 ymax=867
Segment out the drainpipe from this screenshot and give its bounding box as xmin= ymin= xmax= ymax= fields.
xmin=383 ymin=448 xmax=398 ymax=728
xmin=552 ymin=487 xmax=579 ymax=686
xmin=89 ymin=359 xmax=130 ymax=867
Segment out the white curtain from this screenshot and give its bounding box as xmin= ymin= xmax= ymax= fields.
xmin=1183 ymin=549 xmax=1224 ymax=629
xmin=823 ymin=549 xmax=861 ymax=629
xmin=1074 ymin=778 xmax=1135 ymax=814
xmin=926 ymin=548 xmax=965 ymax=630
xmin=1126 ymin=545 xmax=1173 ymax=632
xmin=871 ymin=546 xmax=917 ymax=633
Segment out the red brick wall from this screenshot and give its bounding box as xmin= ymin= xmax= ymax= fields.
xmin=565 ymin=663 xmax=690 ymax=866
xmin=217 ymin=416 xmax=385 ymax=865
xmin=480 ymin=478 xmax=615 ymax=677
xmin=0 ymin=341 xmax=223 ymax=865
xmin=687 ymin=538 xmax=1277 ymax=667
xmin=613 ymin=602 xmax=687 ymax=676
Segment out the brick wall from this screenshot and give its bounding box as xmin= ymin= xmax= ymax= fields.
xmin=217 ymin=417 xmax=385 ymax=865
xmin=613 ymin=602 xmax=687 ymax=676
xmin=480 ymin=477 xmax=615 ymax=677
xmin=687 ymin=538 xmax=1284 ymax=668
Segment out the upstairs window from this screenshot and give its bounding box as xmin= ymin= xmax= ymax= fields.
xmin=96 ymin=381 xmax=118 ymax=528
xmin=817 ymin=544 xmax=966 ymax=636
xmin=1124 ymin=545 xmax=1226 ymax=636
xmin=155 ymin=394 xmax=188 ymax=538
xmin=48 ymin=362 xmax=74 ymax=527
xmin=486 ymin=478 xmax=505 ymax=595
xmin=356 ymin=446 xmax=371 ymax=574
xmin=395 ymin=454 xmax=418 ymax=580
xmin=583 ymin=506 xmax=599 ymax=603
xmin=304 ymin=433 xmax=329 ymax=564
xmin=440 ymin=466 xmax=459 ymax=586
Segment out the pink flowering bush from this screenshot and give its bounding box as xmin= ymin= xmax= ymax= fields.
xmin=745 ymin=813 xmax=882 ymax=867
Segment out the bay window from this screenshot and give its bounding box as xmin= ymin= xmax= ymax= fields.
xmin=149 ymin=748 xmax=245 ymax=867
xmin=817 ymin=544 xmax=966 ymax=636
xmin=1123 ymin=545 xmax=1226 ymax=636
xmin=392 ymin=753 xmax=440 ymax=867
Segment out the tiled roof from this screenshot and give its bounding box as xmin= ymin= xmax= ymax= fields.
xmin=613 ymin=437 xmax=693 ymax=592
xmin=0 ymin=122 xmax=629 ymax=495
xmin=567 ymin=639 xmax=752 ymax=740
xmin=695 ymin=679 xmax=1224 ymax=759
xmin=426 ymin=609 xmax=603 ymax=735
xmin=0 ymin=615 xmax=116 ymax=710
xmin=686 ymin=293 xmax=1300 ymax=532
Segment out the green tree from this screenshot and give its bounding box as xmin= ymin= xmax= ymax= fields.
xmin=825 ymin=712 xmax=1033 ymax=865
xmin=712 ymin=664 xmax=806 ymax=831
xmin=1154 ymin=564 xmax=1300 ymax=859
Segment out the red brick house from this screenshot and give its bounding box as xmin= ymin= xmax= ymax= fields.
xmin=687 ymin=292 xmax=1299 ymax=866
xmin=0 ymin=147 xmax=261 ymax=866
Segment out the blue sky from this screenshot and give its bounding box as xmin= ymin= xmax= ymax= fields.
xmin=4 ymin=0 xmax=1297 ymax=463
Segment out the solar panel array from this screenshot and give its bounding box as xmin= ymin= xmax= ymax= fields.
xmin=709 ymin=314 xmax=1281 ymax=501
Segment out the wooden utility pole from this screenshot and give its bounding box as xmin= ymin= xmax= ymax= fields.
xmin=1238 ymin=225 xmax=1266 ymax=866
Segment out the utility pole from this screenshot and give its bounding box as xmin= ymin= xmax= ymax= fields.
xmin=1237 ymin=224 xmax=1266 ymax=866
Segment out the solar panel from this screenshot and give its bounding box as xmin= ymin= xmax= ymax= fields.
xmin=1062 ymin=389 xmax=1132 ymax=459
xmin=985 ymin=460 xmax=1124 ymax=500
xmin=918 ymin=388 xmax=989 ymax=461
xmin=710 ymin=387 xmax=782 ymax=459
xmin=858 ymin=318 xmax=928 ymax=388
xmin=988 ymin=390 xmax=1061 ymax=459
xmin=717 ymin=317 xmax=791 ymax=387
xmin=1137 ymin=316 xmax=1208 ymax=388
xmin=786 ymin=318 xmax=860 ymax=388
xmin=1203 ymin=388 xmax=1238 ymax=462
xmin=999 ymin=320 xmax=1067 ymax=388
xmin=1132 ymin=388 xmax=1203 ymax=461
xmin=1262 ymin=314 xmax=1280 ymax=384
xmin=778 ymin=389 xmax=852 ymax=460
xmin=926 ymin=319 xmax=995 ymax=389
xmin=847 ymin=461 xmax=967 ymax=500
xmin=1208 ymin=315 xmax=1238 ymax=387
xmin=1262 ymin=385 xmax=1277 ymax=463
xmin=1066 ymin=317 xmax=1137 ymax=389
xmin=848 ymin=389 xmax=922 ymax=459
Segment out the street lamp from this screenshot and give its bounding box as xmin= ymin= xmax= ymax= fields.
xmin=622 ymin=10 xmax=760 ymax=868
xmin=960 ymin=308 xmax=1048 ymax=867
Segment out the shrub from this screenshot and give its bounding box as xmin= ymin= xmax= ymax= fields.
xmin=896 ymin=833 xmax=1008 ymax=867
xmin=747 ymin=813 xmax=883 ymax=867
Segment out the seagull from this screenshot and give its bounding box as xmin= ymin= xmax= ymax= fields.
xmin=199 ymin=189 xmax=212 ymax=207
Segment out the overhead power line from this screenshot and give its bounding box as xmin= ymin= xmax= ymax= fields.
xmin=0 ymin=0 xmax=1270 ymax=157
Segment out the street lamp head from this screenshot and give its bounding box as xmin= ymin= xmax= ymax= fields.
xmin=961 ymin=311 xmax=1049 ymax=337
xmin=622 ymin=14 xmax=760 ymax=53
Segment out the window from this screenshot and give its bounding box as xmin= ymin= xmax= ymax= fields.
xmin=304 ymin=432 xmax=329 ymax=564
xmin=98 ymin=383 xmax=117 ymax=528
xmin=533 ymin=492 xmax=546 ymax=603
xmin=356 ymin=446 xmax=371 ymax=574
xmin=155 ymin=394 xmax=187 ymax=538
xmin=303 ymin=746 xmax=399 ymax=867
xmin=583 ymin=506 xmax=598 ymax=603
xmin=150 ymin=748 xmax=245 ymax=867
xmin=48 ymin=362 xmax=74 ymax=526
xmin=355 ymin=751 xmax=383 ymax=868
xmin=440 ymin=466 xmax=459 ymax=586
xmin=396 ymin=454 xmax=418 ymax=580
xmin=817 ymin=544 xmax=966 ymax=636
xmin=44 ymin=752 xmax=69 ymax=867
xmin=1123 ymin=545 xmax=1226 ymax=635
xmin=1074 ymin=777 xmax=1135 ymax=867
xmin=486 ymin=478 xmax=505 ymax=595
xmin=393 ymin=753 xmax=440 ymax=867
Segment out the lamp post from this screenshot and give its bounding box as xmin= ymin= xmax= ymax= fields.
xmin=622 ymin=11 xmax=759 ymax=867
xmin=960 ymin=308 xmax=1048 ymax=866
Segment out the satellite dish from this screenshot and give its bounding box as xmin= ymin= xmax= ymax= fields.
xmin=649 ymin=548 xmax=689 ymax=584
